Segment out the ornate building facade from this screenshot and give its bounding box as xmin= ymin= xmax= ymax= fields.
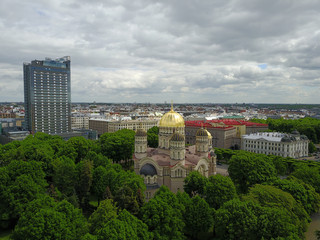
xmin=241 ymin=131 xmax=309 ymax=158
xmin=134 ymin=105 xmax=216 ymax=199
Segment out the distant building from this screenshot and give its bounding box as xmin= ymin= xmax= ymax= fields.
xmin=71 ymin=113 xmax=89 ymax=130
xmin=185 ymin=120 xmax=268 ymax=149
xmin=241 ymin=131 xmax=309 ymax=158
xmin=185 ymin=121 xmax=236 ymax=149
xmin=0 ymin=113 xmax=16 ymax=118
xmin=57 ymin=129 xmax=97 ymax=141
xmin=89 ymin=119 xmax=109 ymax=136
xmin=23 ymin=56 xmax=71 ymax=134
xmin=89 ymin=119 xmax=158 ymax=136
xmin=0 ymin=118 xmax=24 ymax=133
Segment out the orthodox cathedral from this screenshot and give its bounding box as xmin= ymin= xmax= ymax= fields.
xmin=133 ymin=105 xmax=217 ymax=199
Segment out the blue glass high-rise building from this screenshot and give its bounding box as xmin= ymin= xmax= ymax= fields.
xmin=23 ymin=56 xmax=71 ymax=134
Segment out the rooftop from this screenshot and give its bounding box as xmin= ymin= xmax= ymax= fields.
xmin=242 ymin=132 xmax=286 ymax=142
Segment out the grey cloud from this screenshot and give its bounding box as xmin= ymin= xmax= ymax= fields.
xmin=0 ymin=0 xmax=320 ymax=103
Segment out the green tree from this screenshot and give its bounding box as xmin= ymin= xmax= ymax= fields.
xmin=75 ymin=159 xmax=94 ymax=206
xmin=140 ymin=186 xmax=185 ymax=240
xmin=291 ymin=164 xmax=320 ymax=193
xmin=54 ymin=200 xmax=89 ymax=239
xmin=114 ymin=185 xmax=140 ymax=215
xmin=215 ymin=197 xmax=300 ymax=239
xmin=52 ymin=156 xmax=76 ymax=196
xmin=0 ymin=141 xmax=20 ymax=166
xmin=92 ymin=166 xmax=109 ymax=205
xmin=88 ymin=199 xmax=118 ymax=234
xmin=147 ymin=126 xmax=159 ymax=148
xmin=12 ymin=208 xmax=70 ymax=240
xmin=269 ymin=178 xmax=320 ymax=214
xmin=184 ymin=195 xmax=213 ymax=239
xmin=12 ymin=197 xmax=88 ymax=240
xmin=204 ymin=174 xmax=237 ymax=209
xmin=80 ymin=233 xmax=97 ymax=240
xmin=245 ymin=184 xmax=309 ymax=237
xmin=309 ymin=141 xmax=317 ymax=154
xmin=100 ymin=129 xmax=135 ymax=163
xmin=117 ymin=209 xmax=152 ymax=240
xmin=183 ymin=171 xmax=208 ymax=197
xmin=268 ymin=155 xmax=288 ymax=175
xmin=16 ymin=141 xmax=54 ymax=175
xmin=228 ymin=153 xmax=277 ymax=193
xmin=0 ymin=167 xmax=12 ymax=228
xmin=96 ymin=218 xmax=127 ymax=240
xmin=65 ymin=137 xmax=92 ymax=163
xmin=254 ymin=203 xmax=300 ymax=239
xmin=215 ymin=199 xmax=258 ymax=240
xmin=85 ymin=151 xmax=111 ymax=168
xmin=251 ymin=117 xmax=320 ymax=143
xmin=6 ymin=160 xmax=47 ymax=188
xmin=8 ymin=174 xmax=46 ymax=218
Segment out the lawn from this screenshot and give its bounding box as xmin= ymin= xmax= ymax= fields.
xmin=0 ymin=229 xmax=12 ymax=240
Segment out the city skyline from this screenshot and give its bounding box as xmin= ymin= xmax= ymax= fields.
xmin=0 ymin=0 xmax=320 ymax=103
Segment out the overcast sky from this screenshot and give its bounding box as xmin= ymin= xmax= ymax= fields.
xmin=0 ymin=0 xmax=319 ymax=103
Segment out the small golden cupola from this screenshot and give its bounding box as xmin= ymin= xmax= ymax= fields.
xmin=196 ymin=126 xmax=211 ymax=157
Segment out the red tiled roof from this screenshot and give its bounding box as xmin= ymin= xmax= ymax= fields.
xmin=185 ymin=121 xmax=235 ymax=129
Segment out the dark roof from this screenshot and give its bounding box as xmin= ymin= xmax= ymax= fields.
xmin=291 ymin=130 xmax=299 ymax=135
xmin=136 ymin=128 xmax=147 ymax=137
xmin=196 ymin=127 xmax=209 ymax=136
xmin=146 ymin=184 xmax=160 ymax=190
xmin=140 ymin=164 xmax=157 ymax=176
xmin=170 ymin=132 xmax=185 ymax=141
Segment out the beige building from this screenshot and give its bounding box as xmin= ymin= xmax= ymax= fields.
xmin=89 ymin=119 xmax=158 ymax=136
xmin=185 ymin=121 xmax=237 ymax=149
xmin=134 ymin=106 xmax=217 ymax=199
xmin=241 ymin=131 xmax=309 ymax=158
xmin=71 ymin=114 xmax=89 ymax=130
xmin=89 ymin=119 xmax=109 ymax=136
xmin=185 ymin=120 xmax=268 ymax=149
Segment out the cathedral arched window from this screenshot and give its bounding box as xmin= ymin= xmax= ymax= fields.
xmin=175 ymin=169 xmax=182 ymax=177
xmin=198 ymin=165 xmax=205 ymax=176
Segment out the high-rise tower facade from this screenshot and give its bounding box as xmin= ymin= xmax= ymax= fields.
xmin=23 ymin=56 xmax=71 ymax=134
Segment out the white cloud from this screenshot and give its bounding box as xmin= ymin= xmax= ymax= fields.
xmin=0 ymin=0 xmax=319 ymax=103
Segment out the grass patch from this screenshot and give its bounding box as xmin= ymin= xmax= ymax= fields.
xmin=0 ymin=229 xmax=12 ymax=240
xmin=89 ymin=194 xmax=99 ymax=208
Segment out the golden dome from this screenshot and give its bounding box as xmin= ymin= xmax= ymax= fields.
xmin=159 ymin=105 xmax=185 ymax=128
xmin=196 ymin=127 xmax=208 ymax=136
xmin=206 ymin=129 xmax=212 ymax=138
xmin=170 ymin=132 xmax=185 ymax=141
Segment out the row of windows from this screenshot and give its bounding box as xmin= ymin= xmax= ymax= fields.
xmin=34 ymin=86 xmax=68 ymax=89
xmin=34 ymin=88 xmax=68 ymax=93
xmin=34 ymin=71 xmax=67 ymax=75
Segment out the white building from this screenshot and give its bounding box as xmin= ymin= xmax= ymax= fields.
xmin=241 ymin=131 xmax=309 ymax=158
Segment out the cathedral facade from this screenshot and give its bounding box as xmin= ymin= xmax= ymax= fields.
xmin=133 ymin=106 xmax=216 ymax=199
